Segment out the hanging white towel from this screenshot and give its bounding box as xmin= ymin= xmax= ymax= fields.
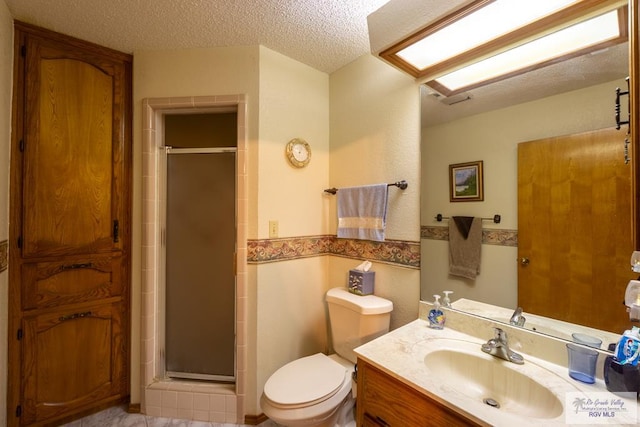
xmin=337 ymin=184 xmax=388 ymax=242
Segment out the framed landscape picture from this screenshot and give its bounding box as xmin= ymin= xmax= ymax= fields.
xmin=449 ymin=160 xmax=484 ymax=202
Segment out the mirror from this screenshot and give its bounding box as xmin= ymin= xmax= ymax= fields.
xmin=448 ymin=298 xmax=623 ymax=350
xmin=420 ymin=3 xmax=635 ymax=350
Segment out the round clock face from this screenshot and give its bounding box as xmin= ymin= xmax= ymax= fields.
xmin=286 ymin=138 xmax=311 ymax=167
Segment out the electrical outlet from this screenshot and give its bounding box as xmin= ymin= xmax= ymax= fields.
xmin=269 ymin=220 xmax=279 ymax=238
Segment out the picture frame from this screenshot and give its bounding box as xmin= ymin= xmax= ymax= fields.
xmin=449 ymin=160 xmax=484 ymax=202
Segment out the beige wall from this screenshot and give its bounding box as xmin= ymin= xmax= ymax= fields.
xmin=255 ymin=47 xmax=330 ymax=414
xmin=257 ymin=47 xmax=330 ymax=237
xmin=0 ymin=1 xmax=12 ymax=425
xmin=421 ymin=79 xmax=626 ymax=309
xmin=329 ymin=54 xmax=421 ymax=330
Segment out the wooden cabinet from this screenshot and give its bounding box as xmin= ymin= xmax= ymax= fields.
xmin=356 ymin=359 xmax=481 ymax=427
xmin=8 ymin=22 xmax=132 ymax=426
xmin=22 ymin=301 xmax=127 ymax=424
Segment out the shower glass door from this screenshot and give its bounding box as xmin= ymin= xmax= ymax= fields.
xmin=165 ymin=149 xmax=236 ymax=382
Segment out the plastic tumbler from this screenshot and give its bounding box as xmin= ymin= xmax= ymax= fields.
xmin=572 ymin=333 xmax=602 ymax=349
xmin=567 ymin=343 xmax=599 ymax=384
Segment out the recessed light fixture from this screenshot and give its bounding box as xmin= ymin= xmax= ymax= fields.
xmin=434 ymin=9 xmax=624 ymax=94
xmin=380 ymin=0 xmax=628 ymax=94
xmin=395 ymin=0 xmax=577 ymax=71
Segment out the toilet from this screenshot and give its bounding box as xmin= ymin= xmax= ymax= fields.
xmin=260 ymin=287 xmax=393 ymax=427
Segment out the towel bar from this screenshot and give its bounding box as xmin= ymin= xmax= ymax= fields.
xmin=324 ymin=180 xmax=408 ymax=195
xmin=435 ymin=213 xmax=501 ymax=224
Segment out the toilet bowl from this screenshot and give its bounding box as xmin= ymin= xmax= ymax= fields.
xmin=260 ymin=287 xmax=393 ymax=427
xmin=260 ymin=354 xmax=355 ymax=427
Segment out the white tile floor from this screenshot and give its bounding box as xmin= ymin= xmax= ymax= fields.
xmin=60 ymin=405 xmax=279 ymax=427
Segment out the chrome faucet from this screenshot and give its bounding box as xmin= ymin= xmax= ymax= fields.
xmin=481 ymin=327 xmax=524 ymax=364
xmin=509 ymin=306 xmax=526 ymax=327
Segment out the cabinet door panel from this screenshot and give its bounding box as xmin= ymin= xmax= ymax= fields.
xmin=21 ymin=302 xmax=126 ymax=425
xmin=22 ymin=255 xmax=123 ymax=310
xmin=22 ymin=38 xmax=127 ymax=258
xmin=357 ymin=360 xmax=480 ymax=427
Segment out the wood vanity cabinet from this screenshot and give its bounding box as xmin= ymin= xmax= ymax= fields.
xmin=356 ymin=359 xmax=482 ymax=427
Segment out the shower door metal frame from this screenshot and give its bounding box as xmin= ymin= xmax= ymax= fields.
xmin=160 ymin=145 xmax=238 ymax=383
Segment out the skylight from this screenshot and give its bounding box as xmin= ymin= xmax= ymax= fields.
xmin=396 ymin=0 xmax=577 ymax=70
xmin=435 ymin=9 xmax=622 ymax=92
xmin=379 ymin=0 xmax=627 ymax=93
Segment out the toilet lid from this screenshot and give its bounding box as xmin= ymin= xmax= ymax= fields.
xmin=263 ymin=353 xmax=347 ymax=407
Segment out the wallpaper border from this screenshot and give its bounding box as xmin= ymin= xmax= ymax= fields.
xmin=247 ymin=235 xmax=420 ymax=269
xmin=420 ymin=225 xmax=518 ymax=247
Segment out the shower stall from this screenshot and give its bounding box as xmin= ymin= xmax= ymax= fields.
xmin=162 ymin=112 xmax=237 ymax=382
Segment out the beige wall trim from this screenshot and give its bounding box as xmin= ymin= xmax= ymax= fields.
xmin=421 ymin=225 xmax=518 ymax=247
xmin=247 ymin=235 xmax=420 ymax=269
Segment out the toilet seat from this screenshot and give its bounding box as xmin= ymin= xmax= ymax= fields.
xmin=263 ymin=353 xmax=349 ymax=409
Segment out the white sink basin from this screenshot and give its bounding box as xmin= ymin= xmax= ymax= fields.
xmin=424 ymin=340 xmax=564 ymax=419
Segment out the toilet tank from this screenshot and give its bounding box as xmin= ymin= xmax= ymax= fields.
xmin=325 ymin=287 xmax=393 ymax=363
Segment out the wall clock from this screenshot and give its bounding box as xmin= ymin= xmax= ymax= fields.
xmin=285 ymin=138 xmax=311 ymax=168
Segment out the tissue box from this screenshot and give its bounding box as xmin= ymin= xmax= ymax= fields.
xmin=348 ymin=270 xmax=375 ymax=295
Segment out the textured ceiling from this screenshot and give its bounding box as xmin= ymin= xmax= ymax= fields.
xmin=4 ymin=0 xmax=390 ymax=74
xmin=4 ymin=0 xmax=630 ymax=125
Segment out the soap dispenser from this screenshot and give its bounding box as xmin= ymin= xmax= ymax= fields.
xmin=442 ymin=291 xmax=453 ymax=308
xmin=428 ymin=295 xmax=446 ymax=329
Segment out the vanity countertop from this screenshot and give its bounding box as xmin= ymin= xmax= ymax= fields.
xmin=354 ymin=318 xmax=639 ymax=426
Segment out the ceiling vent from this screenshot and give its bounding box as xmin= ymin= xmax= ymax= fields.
xmin=432 ymin=92 xmax=473 ymax=106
